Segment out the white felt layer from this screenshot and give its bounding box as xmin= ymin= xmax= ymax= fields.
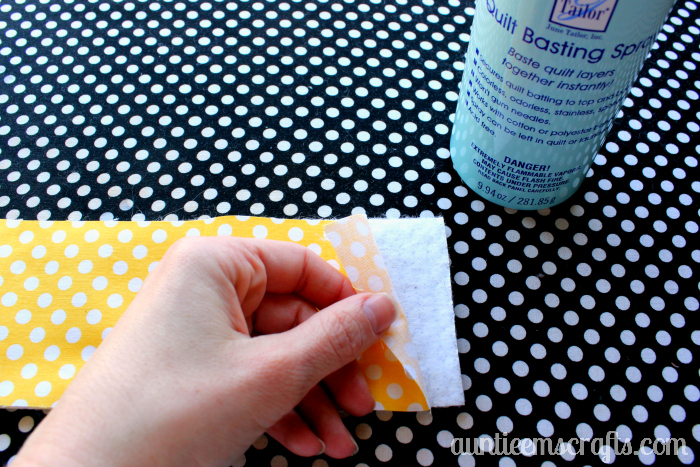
xmin=368 ymin=218 xmax=465 ymax=408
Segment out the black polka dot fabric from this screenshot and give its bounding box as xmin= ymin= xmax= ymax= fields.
xmin=1 ymin=0 xmax=699 ymax=465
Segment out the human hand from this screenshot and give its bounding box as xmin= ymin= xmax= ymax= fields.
xmin=13 ymin=237 xmax=397 ymax=466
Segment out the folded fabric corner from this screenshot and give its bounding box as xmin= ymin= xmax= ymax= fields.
xmin=324 ymin=215 xmax=430 ymax=412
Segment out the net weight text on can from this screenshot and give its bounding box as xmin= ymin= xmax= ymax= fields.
xmin=476 ymin=181 xmax=557 ymax=207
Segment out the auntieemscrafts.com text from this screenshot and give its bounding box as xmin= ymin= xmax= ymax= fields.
xmin=451 ymin=432 xmax=689 ymax=462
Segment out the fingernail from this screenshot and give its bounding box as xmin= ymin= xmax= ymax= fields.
xmin=316 ymin=439 xmax=326 ymax=456
xmin=362 ymin=293 xmax=397 ymax=335
xmin=352 ymin=439 xmax=360 ymax=456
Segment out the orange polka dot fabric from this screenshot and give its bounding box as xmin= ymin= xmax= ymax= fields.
xmin=324 ymin=215 xmax=429 ymax=412
xmin=0 ymin=216 xmax=429 ymax=411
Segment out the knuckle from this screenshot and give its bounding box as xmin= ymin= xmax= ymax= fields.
xmin=166 ymin=236 xmax=212 ymax=263
xmin=226 ymin=242 xmax=266 ymax=293
xmin=322 ymin=310 xmax=365 ymax=364
xmin=238 ymin=244 xmax=266 ymax=277
xmin=167 ymin=236 xmax=199 ymax=257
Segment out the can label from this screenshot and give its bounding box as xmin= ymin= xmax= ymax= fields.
xmin=450 ymin=0 xmax=675 ymax=209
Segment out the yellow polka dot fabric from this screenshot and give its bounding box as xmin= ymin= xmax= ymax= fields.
xmin=0 ymin=215 xmax=429 ymax=411
xmin=324 ymin=215 xmax=429 ymax=412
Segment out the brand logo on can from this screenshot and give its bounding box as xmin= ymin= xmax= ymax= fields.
xmin=549 ymin=0 xmax=618 ymax=32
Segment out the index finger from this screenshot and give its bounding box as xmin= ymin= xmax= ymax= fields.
xmin=241 ymin=238 xmax=356 ymax=309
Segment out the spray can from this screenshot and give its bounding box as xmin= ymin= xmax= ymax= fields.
xmin=450 ymin=0 xmax=676 ymax=209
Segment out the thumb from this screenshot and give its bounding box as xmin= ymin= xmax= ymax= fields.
xmin=278 ymin=293 xmax=397 ymax=389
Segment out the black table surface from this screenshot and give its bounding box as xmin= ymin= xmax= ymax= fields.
xmin=1 ymin=0 xmax=699 ymax=465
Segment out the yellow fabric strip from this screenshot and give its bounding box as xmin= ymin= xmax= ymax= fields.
xmin=0 ymin=216 xmax=428 ymax=411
